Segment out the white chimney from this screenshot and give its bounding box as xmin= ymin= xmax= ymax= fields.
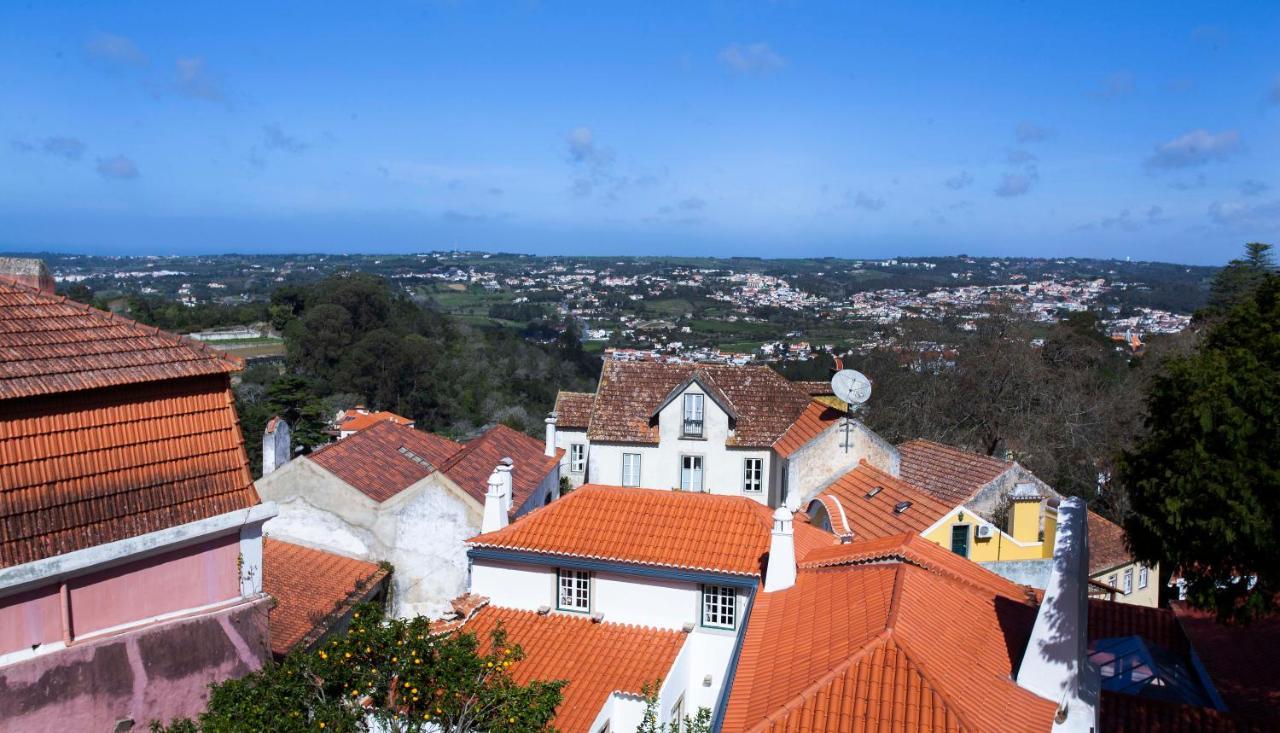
xmin=1016 ymin=497 xmax=1100 ymax=733
xmin=764 ymin=506 xmax=797 ymax=592
xmin=544 ymin=413 xmax=557 ymax=457
xmin=497 ymin=458 xmax=514 ymax=514
xmin=481 ymin=471 xmax=508 ymax=533
xmin=262 ymin=416 xmax=291 ymax=477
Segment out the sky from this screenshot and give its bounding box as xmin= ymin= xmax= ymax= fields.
xmin=1 ymin=1 xmax=1277 ymax=264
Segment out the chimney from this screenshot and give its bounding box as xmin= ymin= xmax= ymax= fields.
xmin=497 ymin=458 xmax=514 ymax=514
xmin=544 ymin=412 xmax=557 ymax=457
xmin=1009 ymin=483 xmax=1042 ymax=544
xmin=262 ymin=416 xmax=291 ymax=476
xmin=0 ymin=257 xmax=56 ymax=295
xmin=481 ymin=471 xmax=508 ymax=533
xmin=1016 ymin=497 xmax=1100 ymax=732
xmin=764 ymin=507 xmax=797 ymax=592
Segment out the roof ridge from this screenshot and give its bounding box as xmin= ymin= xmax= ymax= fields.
xmin=884 ymin=564 xmax=907 ymax=631
xmin=477 ymin=604 xmax=687 ymax=635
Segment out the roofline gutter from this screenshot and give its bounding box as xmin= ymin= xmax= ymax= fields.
xmin=710 ymin=585 xmax=757 ymax=732
xmin=466 ymin=547 xmax=759 ymax=588
xmin=0 ymin=502 xmax=278 ymax=597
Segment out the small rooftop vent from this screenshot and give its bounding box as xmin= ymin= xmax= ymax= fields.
xmin=397 ymin=446 xmax=433 ymax=468
xmin=893 ymin=500 xmax=912 ymax=514
xmin=864 ymin=486 xmax=883 ymax=500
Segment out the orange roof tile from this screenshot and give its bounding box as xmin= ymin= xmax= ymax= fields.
xmin=469 ymin=484 xmax=836 ymax=577
xmin=811 ymin=460 xmax=954 ymax=541
xmin=0 ymin=372 xmax=259 ymax=569
xmin=262 ymin=539 xmax=388 ymax=657
xmin=462 ymin=605 xmax=686 ymax=733
xmin=723 ymin=534 xmax=1055 ymax=733
xmin=336 ymin=409 xmax=414 ymax=433
xmin=554 ymin=391 xmax=594 ymax=430
xmin=1171 ymin=602 xmax=1280 ymax=725
xmin=0 ymin=276 xmax=240 ymax=400
xmin=771 ymin=400 xmax=844 ymax=458
xmin=898 ymin=438 xmax=1012 ymax=505
xmin=1087 ymin=510 xmax=1134 ymax=574
xmin=438 ymin=423 xmax=563 ymax=512
xmin=789 ymin=380 xmax=834 ymax=397
xmin=307 ymin=420 xmax=463 ymax=503
xmin=586 ymin=361 xmax=813 ymax=447
xmin=1100 ymin=691 xmax=1272 ymax=732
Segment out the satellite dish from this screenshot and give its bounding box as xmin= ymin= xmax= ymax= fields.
xmin=830 ymin=369 xmax=872 ymax=405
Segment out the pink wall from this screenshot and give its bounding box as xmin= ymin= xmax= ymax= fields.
xmin=68 ymin=534 xmax=241 ymax=636
xmin=0 ymin=584 xmax=62 ymax=656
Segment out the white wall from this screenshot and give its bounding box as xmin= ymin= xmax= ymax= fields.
xmin=469 ymin=559 xmax=555 ymax=612
xmin=786 ymin=418 xmax=900 ymax=509
xmin=555 ymin=428 xmax=589 ymax=488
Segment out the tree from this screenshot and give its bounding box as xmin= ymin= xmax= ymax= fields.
xmin=1205 ymin=242 xmax=1274 ymax=318
xmin=151 ymin=603 xmax=564 ymax=733
xmin=1117 ymin=274 xmax=1280 ymax=621
xmin=634 ymin=682 xmax=711 ymax=733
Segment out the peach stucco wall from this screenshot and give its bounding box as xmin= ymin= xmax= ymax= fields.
xmin=68 ymin=534 xmax=241 ymax=636
xmin=0 ymin=584 xmax=62 ymax=656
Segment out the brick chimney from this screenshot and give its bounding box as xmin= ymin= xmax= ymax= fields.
xmin=481 ymin=470 xmax=508 ymax=533
xmin=544 ymin=412 xmax=557 ymax=457
xmin=764 ymin=506 xmax=797 ymax=592
xmin=0 ymin=257 xmax=56 ymax=295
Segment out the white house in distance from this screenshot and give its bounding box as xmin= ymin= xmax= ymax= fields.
xmin=255 ymin=420 xmax=562 ymax=617
xmin=552 ymin=360 xmax=898 ymax=507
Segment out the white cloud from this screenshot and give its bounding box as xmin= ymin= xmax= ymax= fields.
xmin=85 ymin=32 xmax=147 ymax=67
xmin=96 ymin=155 xmax=139 ymax=180
xmin=944 ymin=171 xmax=973 ymax=190
xmin=1145 ymin=129 xmax=1240 ymax=170
xmin=174 ymin=57 xmax=224 ymax=102
xmin=1015 ymin=122 xmax=1049 ymax=143
xmin=851 ymin=191 xmax=885 ymax=211
xmin=995 ymin=173 xmax=1035 ymax=197
xmin=717 ymin=42 xmax=786 ymax=75
xmin=1094 ymin=71 xmax=1135 ymax=99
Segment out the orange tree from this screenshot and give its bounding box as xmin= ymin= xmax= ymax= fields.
xmin=152 ymin=603 xmax=564 ymax=733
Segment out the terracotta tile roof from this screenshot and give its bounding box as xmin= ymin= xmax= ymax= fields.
xmin=586 ymin=361 xmax=812 ymax=447
xmin=812 ymin=460 xmax=954 ymax=541
xmin=1088 ymin=510 xmax=1135 ymax=574
xmin=898 ymin=438 xmax=1011 ymax=505
xmin=307 ymin=420 xmax=464 ymax=503
xmin=336 ymin=409 xmax=414 ymax=433
xmin=262 ymin=539 xmax=388 ymax=657
xmin=1 ymin=373 xmax=258 ymax=568
xmin=1100 ymin=691 xmax=1271 ymax=732
xmin=0 ymin=275 xmax=240 ymax=400
xmin=771 ymin=400 xmax=844 ymax=458
xmin=1089 ymin=598 xmax=1192 ymax=662
xmin=553 ymin=391 xmax=594 ymax=430
xmin=722 ymin=534 xmax=1055 ymax=733
xmin=1171 ymin=602 xmax=1280 ymax=725
xmin=789 ymin=379 xmax=834 ymax=397
xmin=469 ymin=484 xmax=836 ymax=577
xmin=438 ymin=423 xmax=563 ymax=512
xmin=462 ymin=605 xmax=686 ymax=733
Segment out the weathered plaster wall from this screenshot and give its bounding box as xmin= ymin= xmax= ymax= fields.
xmin=0 ymin=597 xmax=270 ymax=732
xmin=787 ymin=419 xmax=900 ymax=509
xmin=555 ymin=428 xmax=588 ymax=488
xmin=967 ymin=464 xmax=1058 ymax=519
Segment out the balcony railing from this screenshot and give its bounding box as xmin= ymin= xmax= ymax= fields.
xmin=682 ymin=419 xmax=704 ymax=438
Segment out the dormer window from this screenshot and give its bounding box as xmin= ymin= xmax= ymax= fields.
xmin=682 ymin=393 xmax=704 ymax=438
xmin=557 ymin=568 xmax=591 ymax=613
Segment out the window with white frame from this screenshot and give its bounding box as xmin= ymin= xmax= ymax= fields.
xmin=701 ymin=584 xmax=736 ymax=629
xmin=680 ymin=455 xmax=704 ymax=492
xmin=743 ymin=457 xmax=763 ymax=493
xmin=668 ymin=694 xmax=686 ymax=733
xmin=557 ymin=568 xmax=590 ymax=612
xmin=1107 ymin=574 xmax=1118 ymax=590
xmin=569 ymin=444 xmax=586 ymax=474
xmin=1123 ymin=568 xmax=1133 ymax=595
xmin=622 ymin=453 xmax=641 ymax=487
xmin=1138 ymin=565 xmax=1149 ymax=589
xmin=682 ymin=393 xmax=704 ymax=437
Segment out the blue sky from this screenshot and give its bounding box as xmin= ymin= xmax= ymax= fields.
xmin=1 ymin=1 xmax=1277 ymax=264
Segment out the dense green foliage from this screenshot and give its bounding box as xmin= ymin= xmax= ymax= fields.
xmin=634 ymin=682 xmax=711 ymax=733
xmin=1118 ymin=270 xmax=1280 ymax=621
xmin=120 ymin=293 xmax=270 ymax=333
xmin=151 ymin=604 xmax=564 ymax=733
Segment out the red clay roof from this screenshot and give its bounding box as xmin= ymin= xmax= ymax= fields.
xmin=1089 ymin=598 xmax=1192 ymax=663
xmin=772 ymin=400 xmax=844 ymax=458
xmin=438 ymin=423 xmax=563 ymax=512
xmin=554 ymin=391 xmax=595 ymax=430
xmin=1 ymin=372 xmax=259 ymax=569
xmin=812 ymin=460 xmax=954 ymax=541
xmin=262 ymin=539 xmax=388 ymax=657
xmin=1088 ymin=510 xmax=1135 ymax=575
xmin=1100 ymin=691 xmax=1272 ymax=732
xmin=722 ymin=534 xmax=1055 ymax=733
xmin=1171 ymin=602 xmax=1280 ymax=725
xmin=463 ymin=606 xmax=686 ymax=733
xmin=0 ymin=275 xmax=239 ymax=400
xmin=307 ymin=420 xmax=464 ymax=503
xmin=789 ymin=379 xmax=834 ymax=397
xmin=586 ymin=361 xmax=812 ymax=447
xmin=469 ymin=484 xmax=836 ymax=577
xmin=898 ymin=438 xmax=1012 ymax=505
xmin=336 ymin=409 xmax=414 ymax=433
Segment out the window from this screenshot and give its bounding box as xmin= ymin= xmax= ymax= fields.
xmin=680 ymin=455 xmax=704 ymax=492
xmin=702 ymin=585 xmax=736 ymax=629
xmin=668 ymin=694 xmax=686 ymax=733
xmin=1123 ymin=568 xmax=1133 ymax=595
xmin=950 ymin=524 xmax=969 ymax=557
xmin=569 ymin=444 xmax=586 ymax=474
xmin=743 ymin=457 xmax=763 ymax=493
xmin=1107 ymin=574 xmax=1118 ymax=590
xmin=557 ymin=569 xmax=590 ymax=612
xmin=1138 ymin=565 xmax=1149 ymax=590
xmin=682 ymin=393 xmax=704 ymax=437
xmin=622 ymin=453 xmax=642 ymax=487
